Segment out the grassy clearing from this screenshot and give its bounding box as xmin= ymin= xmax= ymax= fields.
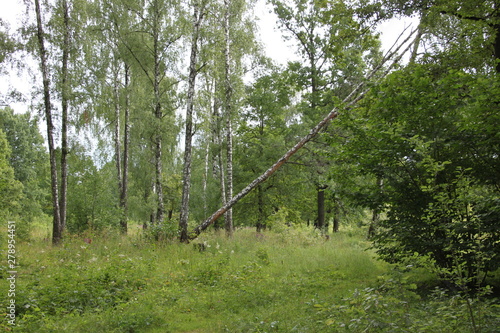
xmin=1 ymin=225 xmax=499 ymax=332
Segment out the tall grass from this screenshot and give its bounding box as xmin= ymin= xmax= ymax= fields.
xmin=1 ymin=224 xmax=498 ymax=332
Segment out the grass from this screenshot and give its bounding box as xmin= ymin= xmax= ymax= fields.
xmin=1 ymin=224 xmax=499 ymax=332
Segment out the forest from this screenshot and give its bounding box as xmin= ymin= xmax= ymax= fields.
xmin=1 ymin=0 xmax=499 ymax=331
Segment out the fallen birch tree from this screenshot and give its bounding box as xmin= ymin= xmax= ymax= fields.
xmin=188 ymin=28 xmax=418 ymax=241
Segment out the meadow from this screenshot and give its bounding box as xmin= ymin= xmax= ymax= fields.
xmin=1 ymin=224 xmax=499 ymax=332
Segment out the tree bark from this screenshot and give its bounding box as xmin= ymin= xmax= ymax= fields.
xmin=34 ymin=0 xmax=62 ymax=245
xmin=494 ymin=22 xmax=500 ymax=73
xmin=113 ymin=64 xmax=123 ymax=209
xmin=59 ymin=0 xmax=70 ymax=234
xmin=256 ymin=184 xmax=265 ymax=232
xmin=180 ymin=2 xmax=204 ymax=242
xmin=316 ymin=185 xmax=327 ymax=230
xmin=332 ymin=200 xmax=339 ymax=233
xmin=223 ymin=0 xmax=233 ymax=236
xmin=119 ymin=64 xmax=131 ymax=234
xmin=152 ymin=2 xmax=164 ymax=224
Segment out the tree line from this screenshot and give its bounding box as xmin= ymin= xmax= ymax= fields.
xmin=1 ymin=0 xmax=499 ymax=290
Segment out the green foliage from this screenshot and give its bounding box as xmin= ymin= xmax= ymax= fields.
xmin=143 ymin=221 xmax=179 ymax=242
xmin=66 ymin=147 xmax=121 ymax=233
xmin=0 ymin=127 xmax=23 ymax=219
xmin=0 ymin=20 xmax=17 ymax=66
xmin=310 ymin=271 xmax=500 ymax=332
xmin=340 ymin=64 xmax=500 ymax=289
xmin=0 ymin=108 xmax=49 ymax=234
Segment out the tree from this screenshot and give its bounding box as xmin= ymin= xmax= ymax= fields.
xmin=180 ymin=0 xmax=208 ymax=242
xmin=33 ymin=0 xmax=63 ymax=244
xmin=0 ymin=19 xmax=17 ymax=68
xmin=0 ymin=108 xmax=49 ymax=222
xmin=222 ymin=0 xmax=234 ymax=236
xmin=86 ymin=0 xmax=136 ymax=234
xmin=235 ymin=68 xmax=300 ymax=231
xmin=379 ymin=0 xmax=500 ymax=72
xmin=346 ymin=64 xmax=500 ymax=289
xmin=271 ymin=0 xmax=382 ymax=231
xmin=0 ymin=128 xmax=23 ymax=218
xmin=124 ymin=0 xmax=182 ymax=226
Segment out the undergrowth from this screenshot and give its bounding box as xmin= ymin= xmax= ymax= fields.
xmin=0 ymin=225 xmax=498 ymax=332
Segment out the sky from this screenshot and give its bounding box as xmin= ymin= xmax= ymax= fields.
xmin=0 ymin=0 xmax=418 ymax=113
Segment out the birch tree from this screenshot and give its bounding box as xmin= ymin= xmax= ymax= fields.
xmin=179 ymin=0 xmax=207 ymax=242
xmin=33 ymin=0 xmax=62 ymax=244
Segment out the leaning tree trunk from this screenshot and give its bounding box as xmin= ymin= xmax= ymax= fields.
xmin=188 ymin=29 xmax=417 ymax=240
xmin=34 ymin=0 xmax=62 ymax=244
xmin=180 ymin=2 xmax=204 ymax=242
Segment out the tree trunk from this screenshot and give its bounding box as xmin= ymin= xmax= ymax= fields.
xmin=367 ymin=176 xmax=383 ymax=239
xmin=202 ymin=140 xmax=210 ymax=217
xmin=113 ymin=65 xmax=123 ymax=211
xmin=316 ymin=185 xmax=327 ymax=230
xmin=188 ymin=30 xmax=417 ymax=240
xmin=180 ymin=2 xmax=204 ymax=242
xmin=59 ymin=0 xmax=70 ymax=234
xmin=215 ymin=91 xmax=227 ymax=231
xmin=223 ymin=0 xmax=233 ymax=236
xmin=493 ymin=3 xmax=500 ymax=74
xmin=256 ymin=184 xmax=265 ymax=232
xmin=119 ymin=64 xmax=130 ymax=234
xmin=152 ymin=6 xmax=164 ymax=224
xmin=34 ymin=0 xmax=62 ymax=245
xmin=494 ymin=22 xmax=500 ymax=73
xmin=333 ymin=200 xmax=339 ymax=233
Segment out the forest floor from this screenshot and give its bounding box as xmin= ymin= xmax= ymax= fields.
xmin=1 ymin=224 xmax=499 ymax=332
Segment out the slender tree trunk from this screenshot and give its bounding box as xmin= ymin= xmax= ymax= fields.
xmin=113 ymin=65 xmax=123 ymax=205
xmin=256 ymin=184 xmax=265 ymax=232
xmin=494 ymin=22 xmax=500 ymax=73
xmin=34 ymin=0 xmax=62 ymax=245
xmin=59 ymin=0 xmax=70 ymax=233
xmin=120 ymin=64 xmax=130 ymax=234
xmin=494 ymin=3 xmax=500 ymax=74
xmin=152 ymin=5 xmax=164 ymax=224
xmin=213 ymin=87 xmax=226 ymax=230
xmin=333 ymin=200 xmax=339 ymax=233
xmin=316 ymin=185 xmax=327 ymax=230
xmin=180 ymin=2 xmax=204 ymax=242
xmin=223 ymin=0 xmax=233 ymax=236
xmin=256 ymin=122 xmax=265 ymax=232
xmin=409 ymin=11 xmax=427 ymax=65
xmin=367 ymin=177 xmax=383 ymax=239
xmin=202 ymin=140 xmax=210 ymax=217
xmin=218 ymin=138 xmax=227 ymax=229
